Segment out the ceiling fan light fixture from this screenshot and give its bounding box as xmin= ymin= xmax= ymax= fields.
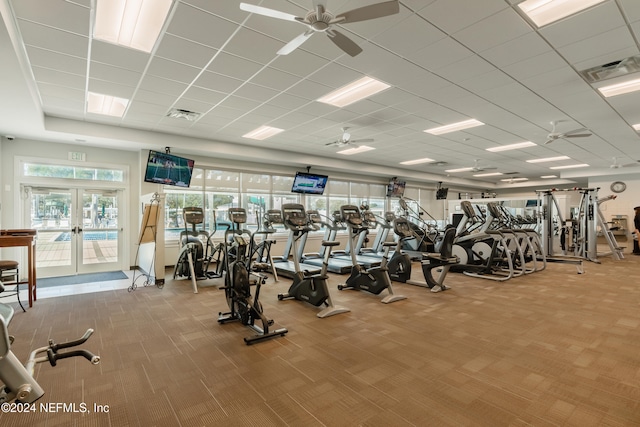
xmin=337 ymin=145 xmax=375 ymax=155
xmin=517 ymin=0 xmax=606 ymax=28
xmin=424 ymin=119 xmax=484 ymax=135
xmin=598 ymin=77 xmax=640 ymax=97
xmin=317 ymin=76 xmax=391 ymax=107
xmin=486 ymin=141 xmax=536 ymax=152
xmin=400 ymin=157 xmax=436 ymax=165
xmin=526 ymin=155 xmax=570 ymax=163
xmin=87 ymin=92 xmax=129 ymax=117
xmin=94 ymin=0 xmax=173 ymax=52
xmin=549 ymin=164 xmax=589 ymax=170
xmin=243 ymin=125 xmax=284 ymax=140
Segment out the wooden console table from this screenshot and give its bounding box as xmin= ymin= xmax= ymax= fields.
xmin=0 ymin=229 xmax=37 ymax=307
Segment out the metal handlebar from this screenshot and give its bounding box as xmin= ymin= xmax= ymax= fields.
xmin=26 ymin=328 xmax=100 ymax=373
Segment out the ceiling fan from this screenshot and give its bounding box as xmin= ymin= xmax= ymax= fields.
xmin=610 ymin=157 xmax=640 ymax=169
xmin=544 ymin=120 xmax=592 ymax=144
xmin=325 ymin=127 xmax=374 ymax=147
xmin=470 ymin=159 xmax=497 ymax=172
xmin=239 ymin=1 xmax=400 ymax=57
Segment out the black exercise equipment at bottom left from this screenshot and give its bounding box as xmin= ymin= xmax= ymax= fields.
xmin=218 ymin=207 xmax=288 ymax=345
xmin=0 ymin=296 xmax=100 ymax=404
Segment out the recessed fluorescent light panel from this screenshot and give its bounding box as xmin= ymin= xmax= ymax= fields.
xmin=518 ymin=0 xmax=606 ymax=28
xmin=94 ymin=0 xmax=172 ymax=52
xmin=424 ymin=119 xmax=484 ymax=135
xmin=549 ymin=164 xmax=589 ymax=170
xmin=634 ymin=124 xmax=640 ymax=131
xmin=526 ymin=156 xmax=570 ymax=163
xmin=473 ymin=172 xmax=503 ymax=177
xmin=444 ymin=167 xmax=474 ymax=173
xmin=243 ymin=125 xmax=284 ymax=140
xmin=501 ymin=177 xmax=528 ymax=182
xmin=87 ymin=92 xmax=129 ymax=117
xmin=317 ymin=76 xmax=390 ymax=107
xmin=541 ymin=175 xmax=557 ymax=179
xmin=486 ymin=141 xmax=536 ymax=152
xmin=400 ymin=157 xmax=435 ymax=165
xmin=599 ymin=78 xmax=640 ymax=97
xmin=337 ymin=145 xmax=375 ymax=155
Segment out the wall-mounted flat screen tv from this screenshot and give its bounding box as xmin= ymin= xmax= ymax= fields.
xmin=386 ymin=179 xmax=406 ymax=197
xmin=144 ymin=150 xmax=195 ymax=188
xmin=436 ymin=188 xmax=449 ymax=200
xmin=291 ymin=172 xmax=328 ymax=195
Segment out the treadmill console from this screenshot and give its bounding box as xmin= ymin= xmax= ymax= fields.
xmin=282 ymin=203 xmax=308 ymax=229
xmin=340 ymin=205 xmax=363 ymax=227
xmin=393 ymin=217 xmax=413 ymax=238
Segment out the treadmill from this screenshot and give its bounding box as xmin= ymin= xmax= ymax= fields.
xmin=269 ymin=207 xmax=321 ymax=279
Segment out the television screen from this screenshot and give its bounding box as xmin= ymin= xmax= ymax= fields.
xmin=436 ymin=188 xmax=449 ymax=200
xmin=291 ymin=172 xmax=328 ymax=195
xmin=386 ymin=179 xmax=406 ymax=197
xmin=144 ymin=150 xmax=195 ymax=188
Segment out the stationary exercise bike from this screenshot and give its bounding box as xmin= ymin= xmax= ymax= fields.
xmin=337 ymin=205 xmax=406 ymax=303
xmin=218 ymin=208 xmax=288 ymax=345
xmin=277 ymin=203 xmax=350 ymax=318
xmin=0 ymin=297 xmax=100 ymax=404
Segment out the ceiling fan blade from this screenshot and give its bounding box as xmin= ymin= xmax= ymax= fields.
xmin=622 ymin=161 xmax=640 ymax=167
xmin=326 ymin=29 xmax=362 ymax=57
xmin=277 ymin=31 xmax=314 ymax=55
xmin=350 ymin=138 xmax=374 ymax=143
xmin=544 ymin=137 xmax=556 ymax=145
xmin=240 ymin=3 xmax=299 ymax=22
xmin=335 ymin=0 xmax=399 ymax=24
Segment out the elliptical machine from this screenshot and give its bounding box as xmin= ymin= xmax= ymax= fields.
xmin=337 ymin=205 xmax=406 ymax=303
xmin=277 ymin=204 xmax=350 ymax=318
xmin=218 ymin=208 xmax=288 ymax=344
xmin=0 ymin=298 xmax=100 ymax=404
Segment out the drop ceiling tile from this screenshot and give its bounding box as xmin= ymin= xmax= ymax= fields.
xmin=87 ymin=79 xmax=136 ymax=99
xmin=37 ymin=82 xmax=84 ymax=102
xmin=133 ymin=90 xmax=178 ymax=108
xmin=181 ymin=86 xmax=226 ymax=105
xmin=90 ymin=41 xmax=149 ymax=72
xmin=206 ymin=51 xmax=264 ymax=82
xmin=620 ymin=0 xmax=640 ymax=22
xmin=420 ymin=0 xmax=508 ymax=34
xmin=286 ymin=79 xmax=333 ymax=101
xmin=540 ymin=1 xmax=625 ymax=49
xmin=436 ymin=55 xmax=497 ymax=84
xmin=166 ymin=2 xmax=239 ymax=49
xmin=249 ymin=67 xmax=303 ymax=92
xmin=32 ymin=66 xmax=84 ymax=88
xmin=374 ymin=14 xmax=446 ymax=56
xmin=25 ymin=46 xmax=86 ymax=75
xmin=480 ymin=32 xmax=551 ymax=68
xmin=558 ymin=27 xmax=636 ymax=68
xmin=454 ymin=8 xmax=531 ymax=53
xmin=194 ymin=70 xmax=244 ymax=93
xmin=233 ymin=83 xmax=280 ymax=103
xmin=138 ymin=75 xmax=188 ymax=98
xmin=155 ymin=34 xmax=218 ymax=69
xmin=90 ymin=62 xmax=142 ymax=88
xmin=572 ymin=46 xmax=640 ymax=72
xmin=272 ymin=49 xmax=337 ymax=79
xmin=222 ymin=27 xmax=282 ymax=64
xmin=502 ymin=51 xmax=568 ymax=81
xmin=181 ymin=0 xmax=249 ymax=24
xmin=11 ymin=0 xmax=89 ymax=36
xmin=18 ymin=20 xmax=88 ymax=58
xmin=147 ymin=57 xmax=201 ymax=84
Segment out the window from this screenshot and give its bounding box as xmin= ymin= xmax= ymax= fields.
xmin=23 ymin=162 xmax=124 ymax=182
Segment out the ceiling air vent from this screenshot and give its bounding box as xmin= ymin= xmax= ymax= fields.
xmin=166 ymin=108 xmax=201 ymax=121
xmin=580 ymin=55 xmax=640 ymax=83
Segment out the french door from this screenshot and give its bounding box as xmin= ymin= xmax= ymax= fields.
xmin=29 ymin=187 xmax=123 ymax=278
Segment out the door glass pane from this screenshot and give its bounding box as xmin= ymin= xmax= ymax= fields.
xmin=31 ymin=189 xmax=73 ymax=268
xmin=82 ymin=191 xmax=119 ymax=265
